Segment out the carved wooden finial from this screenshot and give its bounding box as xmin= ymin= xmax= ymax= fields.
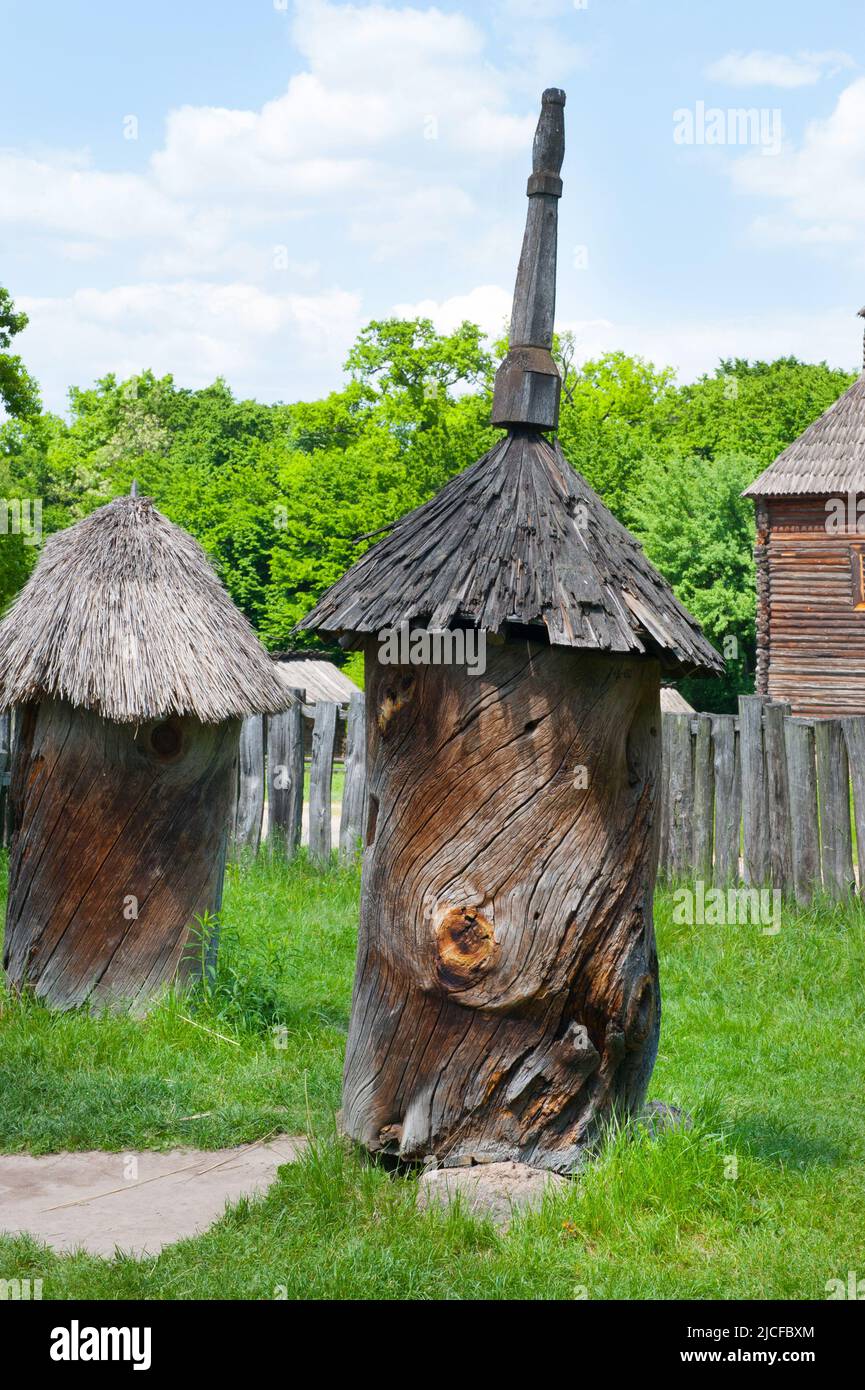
xmin=491 ymin=88 xmax=566 ymax=431
xmin=130 ymin=479 xmax=139 ymax=499
xmin=858 ymin=305 xmax=865 ymax=371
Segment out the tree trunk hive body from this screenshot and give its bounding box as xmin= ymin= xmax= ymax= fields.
xmin=3 ymin=699 xmax=239 ymax=1011
xmin=344 ymin=641 xmax=662 ymax=1171
xmin=0 ymin=492 xmax=290 ymax=1010
xmin=302 ymin=87 xmax=720 ymax=1171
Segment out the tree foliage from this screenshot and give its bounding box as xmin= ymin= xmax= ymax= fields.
xmin=0 ymin=287 xmax=40 ymax=421
xmin=0 ymin=295 xmax=856 ymax=711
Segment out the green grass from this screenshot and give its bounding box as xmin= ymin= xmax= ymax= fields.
xmin=302 ymin=762 xmax=345 ymax=804
xmin=0 ymin=857 xmax=863 ymax=1299
xmin=0 ymin=852 xmax=357 ymax=1153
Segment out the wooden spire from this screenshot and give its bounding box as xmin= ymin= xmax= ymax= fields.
xmin=491 ymin=88 xmax=565 ymax=431
xmin=858 ymin=305 xmax=865 ymax=371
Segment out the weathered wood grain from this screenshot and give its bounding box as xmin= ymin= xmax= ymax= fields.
xmin=300 ymin=431 xmax=722 ymax=679
xmin=784 ymin=719 xmax=819 ymax=905
xmin=692 ymin=713 xmax=714 ymax=883
xmin=309 ymin=700 xmax=337 ymax=863
xmin=763 ymin=701 xmax=793 ymax=892
xmin=657 ymin=712 xmax=671 ymax=878
xmin=266 ymin=688 xmax=305 ymax=858
xmin=231 ymin=714 xmax=265 ymax=858
xmin=339 ymin=693 xmax=367 ymax=865
xmin=710 ymin=714 xmax=740 ymax=885
xmin=3 ymin=698 xmax=239 ymax=1010
xmin=666 ymin=713 xmax=694 ymax=878
xmin=341 ymin=642 xmax=663 ymax=1173
xmin=757 ymin=494 xmax=865 ymax=718
xmin=815 ymin=718 xmax=854 ymax=900
xmin=842 ymin=716 xmax=865 ymax=899
xmin=739 ymin=695 xmax=768 ymax=886
xmin=0 ymin=711 xmax=10 ymax=849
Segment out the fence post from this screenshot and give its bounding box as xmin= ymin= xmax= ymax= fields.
xmin=340 ymin=693 xmax=367 ymax=865
xmin=657 ymin=713 xmax=671 ymax=878
xmin=692 ymin=713 xmax=714 ymax=884
xmin=667 ymin=713 xmax=694 ymax=878
xmin=785 ymin=718 xmax=819 ymax=906
xmin=842 ymin=717 xmax=865 ymax=899
xmin=739 ymin=695 xmax=768 ymax=886
xmin=815 ymin=719 xmax=854 ymax=901
xmin=309 ymin=700 xmax=338 ymax=863
xmin=764 ymin=702 xmax=792 ymax=893
xmin=231 ymin=714 xmax=265 ymax=858
xmin=267 ymin=688 xmax=305 ymax=859
xmin=710 ymin=713 xmax=740 ymax=886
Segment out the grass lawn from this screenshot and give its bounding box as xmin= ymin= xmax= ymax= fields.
xmin=0 ymin=853 xmax=863 ymax=1300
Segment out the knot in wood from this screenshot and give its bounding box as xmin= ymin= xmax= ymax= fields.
xmin=434 ymin=905 xmax=496 ymax=989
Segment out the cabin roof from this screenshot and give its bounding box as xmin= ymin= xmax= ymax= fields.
xmin=300 ymin=430 xmax=723 ymax=677
xmin=0 ymin=495 xmax=291 ymax=723
xmin=274 ymin=657 xmax=360 ymax=704
xmin=744 ymin=371 xmax=865 ymax=497
xmin=660 ymin=686 xmax=695 ymax=714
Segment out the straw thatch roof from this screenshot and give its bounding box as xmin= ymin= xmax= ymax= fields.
xmin=0 ymin=495 xmax=291 ymax=723
xmin=660 ymin=687 xmax=695 ymax=714
xmin=274 ymin=658 xmax=360 ymax=705
xmin=744 ymin=371 xmax=865 ymax=497
xmin=300 ymin=430 xmax=723 ymax=676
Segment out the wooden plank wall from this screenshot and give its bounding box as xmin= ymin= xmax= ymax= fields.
xmin=229 ymin=692 xmax=366 ymax=865
xmin=658 ymin=695 xmax=863 ymax=901
xmin=764 ymin=496 xmax=865 ymax=717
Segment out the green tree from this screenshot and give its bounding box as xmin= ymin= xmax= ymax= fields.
xmin=630 ymin=452 xmax=757 ymax=711
xmin=556 ymin=347 xmax=677 ymax=524
xmin=0 ymin=286 xmax=40 ymax=419
xmin=664 ymin=357 xmax=856 ymax=465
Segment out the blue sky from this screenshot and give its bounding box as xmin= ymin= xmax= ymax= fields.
xmin=3 ymin=0 xmax=865 ymax=412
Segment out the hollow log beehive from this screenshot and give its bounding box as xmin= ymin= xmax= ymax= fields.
xmin=0 ymin=493 xmax=289 ymax=1011
xmin=302 ymin=89 xmax=721 ymax=1170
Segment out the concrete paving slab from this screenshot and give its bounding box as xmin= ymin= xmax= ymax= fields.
xmin=0 ymin=1135 xmax=306 ymax=1258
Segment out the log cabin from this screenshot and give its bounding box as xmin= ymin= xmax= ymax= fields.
xmin=744 ymin=317 xmax=865 ymax=717
xmin=0 ymin=490 xmax=290 ymax=1011
xmin=300 ymin=89 xmax=721 ymax=1172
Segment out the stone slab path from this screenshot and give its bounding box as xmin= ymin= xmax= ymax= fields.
xmin=0 ymin=1135 xmax=306 ymax=1258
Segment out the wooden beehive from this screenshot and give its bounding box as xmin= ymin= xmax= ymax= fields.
xmin=0 ymin=493 xmax=290 ymax=1011
xmin=302 ymin=89 xmax=721 ymax=1170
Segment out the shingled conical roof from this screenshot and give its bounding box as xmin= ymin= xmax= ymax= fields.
xmin=744 ymin=367 xmax=865 ymax=497
xmin=302 ymin=429 xmax=720 ymax=671
xmin=300 ymin=89 xmax=721 ymax=678
xmin=0 ymin=494 xmax=291 ymax=723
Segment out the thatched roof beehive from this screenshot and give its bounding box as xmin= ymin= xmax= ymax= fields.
xmin=0 ymin=494 xmax=290 ymax=724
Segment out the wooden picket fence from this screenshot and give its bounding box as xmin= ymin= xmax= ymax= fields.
xmin=230 ymin=689 xmax=367 ymax=865
xmin=1 ymin=693 xmax=861 ymax=903
xmin=659 ymin=694 xmax=865 ymax=902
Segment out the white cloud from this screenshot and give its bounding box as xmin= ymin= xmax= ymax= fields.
xmin=730 ymin=78 xmax=865 ymax=244
xmin=392 ymin=284 xmax=511 ymax=338
xmin=558 ymin=310 xmax=861 ymax=382
xmin=706 ymin=50 xmax=854 ymax=89
xmin=0 ymin=150 xmax=187 ymax=242
xmin=0 ymin=0 xmax=567 ymax=408
xmin=17 ymin=281 xmax=363 ymax=406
